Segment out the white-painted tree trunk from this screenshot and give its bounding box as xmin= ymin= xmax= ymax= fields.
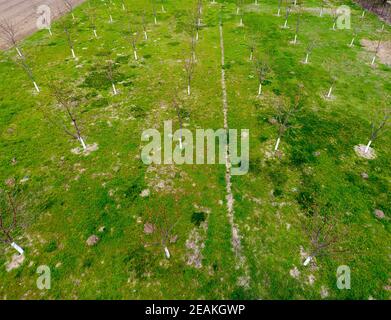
xmin=303 ymin=256 xmax=312 ymax=266
xmin=274 ymin=137 xmax=281 ymax=151
xmin=371 ymin=56 xmax=376 ymax=65
xmin=283 ymin=19 xmax=288 ymax=28
xmin=72 ymin=13 xmax=75 ymax=20
xmin=239 ymin=18 xmax=243 ymax=26
xmin=361 ymin=10 xmax=366 ymax=18
xmin=16 ymin=47 xmax=22 ymax=57
xmin=122 ymin=3 xmax=126 ymax=10
xmin=48 ymin=28 xmax=52 ymax=36
xmin=258 ymin=83 xmax=262 ymax=95
xmin=332 ymin=22 xmax=336 ymax=30
xmin=162 ymin=5 xmax=166 ymax=13
xmin=365 ymin=140 xmax=372 ymax=153
xmin=144 ymin=31 xmax=148 ymax=40
xmin=187 ymin=84 xmax=191 ymax=96
xmin=33 ymin=81 xmax=40 ymax=93
xmin=250 ymin=51 xmax=253 ymax=61
xmin=293 ymin=34 xmax=297 ymax=44
xmin=93 ymin=29 xmax=98 ymax=38
xmin=237 ymin=7 xmax=240 ymax=15
xmin=304 ymin=53 xmax=309 ymax=64
xmin=327 ymin=86 xmax=333 ymax=98
xmin=112 ymin=83 xmax=117 ymax=95
xmin=320 ymin=8 xmax=323 ymax=17
xmin=179 ymin=137 xmax=183 ymax=150
xmin=154 ymin=17 xmax=157 ymax=25
xmin=71 ymin=48 xmax=76 ymax=59
xmin=196 ymin=31 xmax=199 ymax=41
xmin=134 ymin=50 xmax=138 ymax=60
xmin=349 ymin=37 xmax=355 ymax=47
xmin=79 ymin=136 xmax=87 ymax=150
xmin=11 ymin=242 xmax=24 ymax=255
xmin=164 ymin=246 xmax=170 ymax=259
xmin=277 ymin=8 xmax=281 ymax=16
xmin=109 ymin=15 xmax=113 ymax=23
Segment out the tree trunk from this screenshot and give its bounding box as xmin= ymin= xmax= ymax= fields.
xmin=258 ymin=83 xmax=262 ymax=96
xmin=93 ymin=29 xmax=98 ymax=38
xmin=327 ymin=86 xmax=333 ymax=98
xmin=112 ymin=83 xmax=118 ymax=95
xmin=304 ymin=53 xmax=309 ymax=63
xmin=365 ymin=140 xmax=372 ymax=153
xmin=33 ymin=81 xmax=40 ymax=93
xmin=11 ymin=242 xmax=24 ymax=255
xmin=303 ymin=256 xmax=312 ymax=266
xmin=134 ymin=50 xmax=138 ymax=60
xmin=71 ymin=48 xmax=76 ymax=59
xmin=79 ymin=136 xmax=87 ymax=150
xmin=274 ymin=137 xmax=281 ymax=151
xmin=164 ymin=246 xmax=170 ymax=259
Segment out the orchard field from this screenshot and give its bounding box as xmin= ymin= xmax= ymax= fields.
xmin=0 ymin=0 xmax=390 ymax=299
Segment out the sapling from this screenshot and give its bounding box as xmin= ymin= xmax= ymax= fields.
xmin=277 ymin=0 xmax=282 ymax=16
xmin=247 ymin=37 xmax=256 ymax=61
xmin=15 ymin=55 xmax=40 ymax=93
xmin=161 ymin=0 xmax=167 ymax=13
xmin=364 ymin=109 xmax=390 ymax=153
xmin=349 ymin=32 xmax=356 ymax=47
xmin=332 ymin=9 xmax=337 ymax=30
xmin=254 ymin=57 xmax=270 ymax=96
xmin=0 ymin=19 xmax=24 ymax=57
xmin=274 ymin=92 xmax=302 ymax=151
xmin=129 ymin=30 xmax=139 ymax=60
xmin=153 ymin=1 xmax=158 ymax=25
xmin=292 ymin=5 xmax=301 ymax=44
xmin=106 ymin=60 xmax=118 ymax=95
xmin=0 ymin=188 xmax=24 ymax=255
xmin=282 ymin=6 xmax=291 ymax=28
xmin=303 ymin=41 xmax=315 ymax=64
xmin=87 ymin=7 xmax=98 ymax=38
xmin=326 ymin=76 xmax=336 ymax=99
xmin=46 ymin=83 xmax=88 ymax=150
xmin=173 ymin=97 xmax=184 ymax=149
xmin=58 ymin=18 xmax=77 ymax=59
xmin=302 ymin=205 xmax=346 ymax=267
xmin=319 ymin=0 xmax=324 ymax=17
xmin=142 ymin=11 xmax=148 ymax=40
xmin=184 ymin=56 xmax=195 ymax=95
xmin=143 ymin=202 xmax=180 ymax=259
xmin=121 ymin=0 xmax=126 ymax=11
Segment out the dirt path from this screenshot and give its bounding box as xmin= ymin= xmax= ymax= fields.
xmin=0 ymin=0 xmax=86 ymax=49
xmin=219 ymin=22 xmax=250 ymax=287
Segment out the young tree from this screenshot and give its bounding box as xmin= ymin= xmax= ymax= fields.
xmin=86 ymin=7 xmax=98 ymax=38
xmin=302 ymin=205 xmax=347 ymax=266
xmin=184 ymin=56 xmax=195 ymax=96
xmin=14 ymin=55 xmax=40 ymax=93
xmin=247 ymin=36 xmax=256 ymax=61
xmin=292 ymin=4 xmax=301 ymax=44
xmin=254 ymin=56 xmax=270 ymax=96
xmin=238 ymin=0 xmax=244 ymax=27
xmin=63 ymin=0 xmax=75 ymax=20
xmin=364 ymin=109 xmax=390 ymax=153
xmin=277 ymin=0 xmax=283 ymax=16
xmin=273 ymin=91 xmax=302 ymax=151
xmin=161 ymin=0 xmax=167 ymax=13
xmin=0 ymin=19 xmax=23 ymax=57
xmin=282 ymin=5 xmax=291 ymax=28
xmin=44 ymin=83 xmax=88 ymax=150
xmin=143 ymin=202 xmax=179 ymax=259
xmin=142 ymin=11 xmax=148 ymax=40
xmin=326 ymin=74 xmax=336 ymax=99
xmin=152 ymin=0 xmax=158 ymax=25
xmin=303 ymin=41 xmax=315 ymax=64
xmin=173 ymin=96 xmax=184 ymax=149
xmin=0 ymin=188 xmax=24 ymax=255
xmin=58 ymin=17 xmax=77 ymax=59
xmin=128 ymin=24 xmax=140 ymax=61
xmin=121 ymin=0 xmax=126 ymax=11
xmin=106 ymin=60 xmax=119 ymax=95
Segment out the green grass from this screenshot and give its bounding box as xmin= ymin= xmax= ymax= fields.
xmin=0 ymin=0 xmax=390 ymax=300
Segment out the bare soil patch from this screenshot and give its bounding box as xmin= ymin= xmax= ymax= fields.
xmin=361 ymin=39 xmax=391 ymax=66
xmin=0 ymin=0 xmax=86 ymax=50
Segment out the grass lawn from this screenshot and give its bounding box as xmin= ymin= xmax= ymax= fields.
xmin=0 ymin=0 xmax=390 ymax=299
